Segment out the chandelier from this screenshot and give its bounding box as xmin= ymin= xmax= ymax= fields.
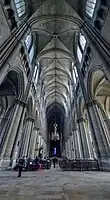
xmin=51 ymin=122 xmax=60 ymax=141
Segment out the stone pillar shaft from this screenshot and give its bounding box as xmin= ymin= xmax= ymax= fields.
xmin=77 ymin=119 xmax=90 ymax=158
xmin=88 ymin=103 xmax=110 ymax=159
xmin=84 ymin=121 xmax=94 ymax=159
xmin=76 ymin=125 xmax=83 ymax=159
xmin=20 ymin=119 xmax=33 ymax=157
xmin=0 ymin=105 xmax=17 ymax=158
xmin=29 ymin=128 xmax=38 ymax=158
xmin=13 ymin=106 xmax=27 ymax=160
xmin=4 ymin=104 xmax=23 ymax=159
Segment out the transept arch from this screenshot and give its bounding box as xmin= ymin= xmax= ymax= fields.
xmin=87 ymin=67 xmax=110 ymax=153
xmin=87 ymin=67 xmax=110 ymax=117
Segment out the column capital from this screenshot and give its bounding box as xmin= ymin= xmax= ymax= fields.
xmin=72 ymin=129 xmax=77 ymax=132
xmin=26 ymin=116 xmax=34 ymax=122
xmin=15 ymin=98 xmax=27 ymax=107
xmin=77 ymin=118 xmax=85 ymax=123
xmin=86 ymin=99 xmax=97 ymax=107
xmin=33 ymin=127 xmax=39 ymax=131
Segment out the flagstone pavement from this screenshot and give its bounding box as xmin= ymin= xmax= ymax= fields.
xmin=0 ymin=169 xmax=110 ymax=200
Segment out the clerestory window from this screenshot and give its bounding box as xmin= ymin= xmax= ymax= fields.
xmin=79 ymin=33 xmax=86 ymax=51
xmin=25 ymin=33 xmax=32 ymax=51
xmin=73 ymin=66 xmax=78 ymax=85
xmin=29 ymin=45 xmax=34 ymax=63
xmin=14 ymin=0 xmax=25 ymax=17
xmin=86 ymin=0 xmax=97 ymax=18
xmin=77 ymin=46 xmax=82 ymax=63
xmin=77 ymin=33 xmax=86 ymax=63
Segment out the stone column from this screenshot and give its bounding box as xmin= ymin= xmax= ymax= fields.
xmin=65 ymin=141 xmax=68 ymax=158
xmin=68 ymin=139 xmax=71 ymax=159
xmin=72 ymin=132 xmax=76 ymax=159
xmin=38 ymin=134 xmax=41 ymax=149
xmin=83 ymin=118 xmax=95 ymax=159
xmin=44 ymin=140 xmax=48 ymax=157
xmin=0 ymin=105 xmax=16 ymax=151
xmin=42 ymin=137 xmax=45 ymax=158
xmin=3 ymin=101 xmax=24 ymax=161
xmin=87 ymin=101 xmax=110 ymax=169
xmin=67 ymin=140 xmax=69 ymax=158
xmin=21 ymin=117 xmax=33 ymax=158
xmin=27 ymin=122 xmax=35 ymax=158
xmin=29 ymin=127 xmax=39 ymax=158
xmin=34 ymin=128 xmax=39 ymax=157
xmin=76 ymin=124 xmax=83 ymax=159
xmin=68 ymin=139 xmax=70 ymax=159
xmin=73 ymin=130 xmax=79 ymax=159
xmin=0 ymin=102 xmax=20 ymax=168
xmin=12 ymin=105 xmax=27 ymax=162
xmin=70 ymin=137 xmax=73 ymax=159
xmin=98 ymin=111 xmax=110 ymax=147
xmin=66 ymin=141 xmax=68 ymax=158
xmin=43 ymin=140 xmax=45 ymax=157
xmin=36 ymin=133 xmax=41 ymax=157
xmin=71 ymin=131 xmax=76 ymax=159
xmin=77 ymin=118 xmax=90 ymax=158
xmin=69 ymin=136 xmax=72 ymax=159
xmin=19 ymin=119 xmax=28 ymax=158
xmin=70 ymin=135 xmax=74 ymax=159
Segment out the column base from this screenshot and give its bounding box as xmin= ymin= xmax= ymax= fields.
xmin=0 ymin=159 xmax=11 ymax=170
xmin=12 ymin=159 xmax=17 ymax=169
xmin=99 ymin=158 xmax=110 ymax=171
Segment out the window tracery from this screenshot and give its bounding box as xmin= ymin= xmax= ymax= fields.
xmin=77 ymin=33 xmax=86 ymax=63
xmin=77 ymin=46 xmax=82 ymax=63
xmin=14 ymin=0 xmax=25 ymax=17
xmin=29 ymin=45 xmax=34 ymax=63
xmin=25 ymin=33 xmax=32 ymax=51
xmin=86 ymin=0 xmax=97 ymax=18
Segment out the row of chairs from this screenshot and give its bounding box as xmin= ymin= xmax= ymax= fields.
xmin=59 ymin=159 xmax=99 ymax=171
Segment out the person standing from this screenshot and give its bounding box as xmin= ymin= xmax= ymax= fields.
xmin=18 ymin=156 xmax=25 ymax=177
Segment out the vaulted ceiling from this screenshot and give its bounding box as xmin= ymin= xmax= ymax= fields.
xmin=28 ymin=0 xmax=85 ymax=18
xmin=29 ymin=0 xmax=84 ymax=113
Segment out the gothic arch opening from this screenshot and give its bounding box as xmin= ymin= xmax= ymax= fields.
xmin=0 ymin=70 xmax=25 ymax=163
xmin=88 ymin=68 xmax=110 ymax=152
xmin=46 ymin=103 xmax=65 ymax=157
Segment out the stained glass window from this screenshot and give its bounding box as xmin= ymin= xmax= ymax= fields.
xmin=73 ymin=66 xmax=78 ymax=85
xmin=14 ymin=0 xmax=25 ymax=17
xmin=25 ymin=33 xmax=32 ymax=51
xmin=79 ymin=33 xmax=86 ymax=51
xmin=29 ymin=45 xmax=34 ymax=63
xmin=86 ymin=0 xmax=97 ymax=18
xmin=77 ymin=46 xmax=82 ymax=63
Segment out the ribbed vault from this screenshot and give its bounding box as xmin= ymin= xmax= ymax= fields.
xmin=29 ymin=0 xmax=83 ymax=114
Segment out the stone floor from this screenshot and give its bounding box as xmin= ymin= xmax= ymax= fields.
xmin=0 ymin=169 xmax=110 ymax=200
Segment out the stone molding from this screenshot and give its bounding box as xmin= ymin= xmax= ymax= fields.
xmin=77 ymin=118 xmax=85 ymax=123
xmin=84 ymin=23 xmax=110 ymax=65
xmin=26 ymin=116 xmax=34 ymax=122
xmin=0 ymin=22 xmax=28 ymax=67
xmin=33 ymin=127 xmax=39 ymax=131
xmin=15 ymin=98 xmax=27 ymax=107
xmin=86 ymin=99 xmax=97 ymax=107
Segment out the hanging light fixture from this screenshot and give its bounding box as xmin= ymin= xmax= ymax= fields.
xmin=51 ymin=122 xmax=59 ymax=141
